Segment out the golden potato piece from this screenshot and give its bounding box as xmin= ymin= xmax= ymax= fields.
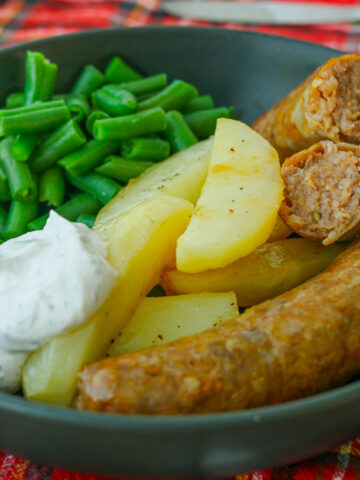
xmin=22 ymin=196 xmax=193 ymax=406
xmin=94 ymin=139 xmax=212 ymax=239
xmin=163 ymin=238 xmax=347 ymax=307
xmin=109 ymin=292 xmax=238 ymax=356
xmin=176 ymin=119 xmax=284 ymax=273
xmin=268 ymin=216 xmax=292 ymax=242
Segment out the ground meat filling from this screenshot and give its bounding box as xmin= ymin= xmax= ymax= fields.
xmin=280 ymin=141 xmax=360 ymax=245
xmin=310 ymin=60 xmax=360 ymax=143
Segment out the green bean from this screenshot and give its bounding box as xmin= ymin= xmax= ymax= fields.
xmin=183 ymin=95 xmax=215 ymax=113
xmin=55 ymin=193 xmax=101 ymax=221
xmin=70 ymin=65 xmax=105 ymax=96
xmin=0 ymin=165 xmax=11 ymax=203
xmin=27 ymin=193 xmax=102 ymax=231
xmin=0 ymin=99 xmax=65 ymax=120
xmin=66 ymin=171 xmax=121 ymax=204
xmin=12 ymin=133 xmax=39 ymax=162
xmin=13 ymin=92 xmax=67 ymax=110
xmin=163 ymin=111 xmax=198 ymax=153
xmin=138 ymin=80 xmax=198 ymax=112
xmin=58 ymin=139 xmax=121 ymax=176
xmin=53 ymin=93 xmax=69 ymax=100
xmin=8 ymin=80 xmax=62 ymax=156
xmin=93 ymin=107 xmax=166 ymax=141
xmin=106 ymin=74 xmax=167 ymax=97
xmin=65 ymin=95 xmax=91 ymax=122
xmin=86 ymin=110 xmax=109 ymax=135
xmin=184 ymin=107 xmax=235 ymax=139
xmin=29 ymin=119 xmax=87 ymax=173
xmin=39 ymin=63 xmax=58 ymax=102
xmin=0 ymin=204 xmax=7 ymax=238
xmin=121 ymin=137 xmax=170 ymax=162
xmin=39 ymin=167 xmax=65 ymax=208
xmin=24 ymin=51 xmax=58 ymax=105
xmin=51 ymin=93 xmax=87 ymax=102
xmin=27 ymin=214 xmax=48 ymax=232
xmin=92 ymin=88 xmax=138 ymax=117
xmin=76 ymin=213 xmax=96 ymax=229
xmin=4 ymin=199 xmax=38 ymax=239
xmin=136 ymin=92 xmax=155 ymax=102
xmin=105 ymin=57 xmax=142 ymax=84
xmin=96 ymin=156 xmax=153 ymax=184
xmin=0 ymin=137 xmax=37 ymax=202
xmin=5 ymin=92 xmax=24 ymax=109
xmin=0 ymin=103 xmax=70 ymax=136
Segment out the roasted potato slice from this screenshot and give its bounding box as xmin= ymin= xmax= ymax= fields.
xmin=22 ymin=196 xmax=193 ymax=406
xmin=94 ymin=139 xmax=212 ymax=238
xmin=163 ymin=238 xmax=347 ymax=307
xmin=109 ymin=292 xmax=238 ymax=356
xmin=268 ymin=216 xmax=292 ymax=242
xmin=176 ymin=119 xmax=284 ymax=273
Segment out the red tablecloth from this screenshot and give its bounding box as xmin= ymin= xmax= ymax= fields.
xmin=0 ymin=0 xmax=360 ymax=478
xmin=0 ymin=0 xmax=360 ymax=51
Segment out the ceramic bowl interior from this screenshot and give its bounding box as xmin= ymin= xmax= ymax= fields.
xmin=0 ymin=27 xmax=357 ymax=479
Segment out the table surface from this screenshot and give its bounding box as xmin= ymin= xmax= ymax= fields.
xmin=0 ymin=0 xmax=359 ymax=52
xmin=0 ymin=0 xmax=359 ymax=478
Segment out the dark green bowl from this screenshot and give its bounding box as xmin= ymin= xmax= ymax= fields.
xmin=0 ymin=27 xmax=357 ymax=478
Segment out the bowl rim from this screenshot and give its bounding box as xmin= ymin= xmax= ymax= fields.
xmin=1 ymin=380 xmax=360 ymax=430
xmin=0 ymin=25 xmax=351 ymax=430
xmin=1 ymin=24 xmax=343 ymax=59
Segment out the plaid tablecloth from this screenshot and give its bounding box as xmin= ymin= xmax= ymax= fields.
xmin=0 ymin=0 xmax=360 ymax=478
xmin=0 ymin=0 xmax=359 ymax=51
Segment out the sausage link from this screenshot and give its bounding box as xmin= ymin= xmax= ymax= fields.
xmin=253 ymin=55 xmax=360 ymax=159
xmin=75 ymin=240 xmax=360 ymax=415
xmin=280 ymin=140 xmax=360 ymax=245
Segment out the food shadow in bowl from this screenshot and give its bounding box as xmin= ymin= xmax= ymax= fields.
xmin=0 ymin=26 xmax=359 ymax=478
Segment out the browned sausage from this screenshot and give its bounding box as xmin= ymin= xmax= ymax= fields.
xmin=280 ymin=140 xmax=360 ymax=245
xmin=253 ymin=54 xmax=360 ymax=159
xmin=75 ymin=240 xmax=360 ymax=415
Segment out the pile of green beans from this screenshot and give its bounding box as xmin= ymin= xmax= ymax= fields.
xmin=0 ymin=50 xmax=234 ymax=241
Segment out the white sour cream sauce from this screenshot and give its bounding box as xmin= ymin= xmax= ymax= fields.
xmin=0 ymin=211 xmax=118 ymax=392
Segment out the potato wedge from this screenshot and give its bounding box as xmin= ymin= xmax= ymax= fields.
xmin=94 ymin=138 xmax=212 ymax=238
xmin=176 ymin=119 xmax=284 ymax=273
xmin=108 ymin=292 xmax=238 ymax=356
xmin=163 ymin=238 xmax=347 ymax=307
xmin=22 ymin=196 xmax=193 ymax=406
xmin=268 ymin=215 xmax=292 ymax=242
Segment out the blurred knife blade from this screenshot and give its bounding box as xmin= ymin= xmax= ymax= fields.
xmin=162 ymin=1 xmax=360 ymax=24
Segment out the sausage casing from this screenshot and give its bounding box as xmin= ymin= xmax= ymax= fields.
xmin=253 ymin=54 xmax=360 ymax=159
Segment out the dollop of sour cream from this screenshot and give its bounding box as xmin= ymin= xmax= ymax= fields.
xmin=0 ymin=211 xmax=118 ymax=392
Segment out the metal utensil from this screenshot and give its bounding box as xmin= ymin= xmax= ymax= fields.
xmin=162 ymin=1 xmax=360 ymax=24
